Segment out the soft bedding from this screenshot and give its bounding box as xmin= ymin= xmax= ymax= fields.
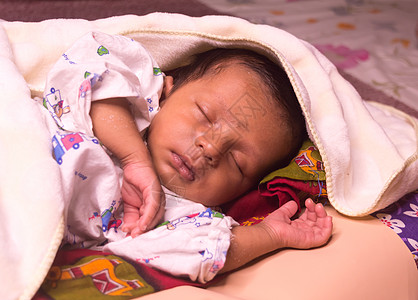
xmin=0 ymin=3 xmax=417 ymax=300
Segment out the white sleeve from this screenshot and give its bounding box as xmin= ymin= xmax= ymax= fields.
xmin=104 ymin=207 xmax=238 ymax=283
xmin=43 ymin=31 xmax=163 ymax=136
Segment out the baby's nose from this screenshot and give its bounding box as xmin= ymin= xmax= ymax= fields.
xmin=194 ymin=135 xmax=222 ymax=167
xmin=194 ymin=125 xmax=237 ymax=167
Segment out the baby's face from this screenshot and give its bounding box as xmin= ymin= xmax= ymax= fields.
xmin=147 ymin=63 xmax=291 ymax=206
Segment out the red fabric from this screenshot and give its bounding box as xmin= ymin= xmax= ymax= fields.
xmin=222 ymin=176 xmax=326 ymax=225
xmin=259 ymin=177 xmax=326 ymax=210
xmin=221 ymin=190 xmax=279 ymax=224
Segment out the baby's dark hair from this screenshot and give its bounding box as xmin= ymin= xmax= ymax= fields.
xmin=168 ymin=48 xmax=307 ymax=168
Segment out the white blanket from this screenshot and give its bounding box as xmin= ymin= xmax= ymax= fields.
xmin=0 ymin=13 xmax=417 ymax=299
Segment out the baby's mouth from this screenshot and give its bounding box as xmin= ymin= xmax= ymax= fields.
xmin=171 ymin=152 xmax=195 ymax=181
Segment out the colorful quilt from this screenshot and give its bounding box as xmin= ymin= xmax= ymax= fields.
xmin=34 ymin=249 xmax=210 ymax=299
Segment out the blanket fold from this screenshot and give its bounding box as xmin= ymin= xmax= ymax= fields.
xmin=0 ymin=24 xmax=65 ymax=300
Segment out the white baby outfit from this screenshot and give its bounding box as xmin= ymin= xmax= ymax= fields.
xmin=38 ymin=32 xmax=237 ymax=283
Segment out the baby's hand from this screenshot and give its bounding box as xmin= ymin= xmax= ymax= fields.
xmin=121 ymin=162 xmax=165 ymax=237
xmin=259 ymin=199 xmax=333 ymax=249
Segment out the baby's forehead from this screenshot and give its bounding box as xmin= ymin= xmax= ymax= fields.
xmin=203 ymin=63 xmax=284 ymax=122
xmin=223 ymin=92 xmax=272 ymax=129
xmin=207 ymin=61 xmax=270 ymax=91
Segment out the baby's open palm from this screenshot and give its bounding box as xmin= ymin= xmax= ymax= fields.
xmin=262 ymin=199 xmax=333 ymax=250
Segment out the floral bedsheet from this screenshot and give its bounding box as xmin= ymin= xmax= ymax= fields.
xmin=372 ymin=192 xmax=418 ymax=268
xmin=198 ymin=0 xmax=418 ymax=114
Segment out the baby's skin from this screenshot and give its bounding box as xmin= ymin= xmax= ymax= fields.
xmin=221 ymin=199 xmax=333 ymax=273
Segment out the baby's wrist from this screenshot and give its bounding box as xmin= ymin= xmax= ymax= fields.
xmin=253 ymin=222 xmax=286 ymax=252
xmin=120 ymin=147 xmax=153 ymax=170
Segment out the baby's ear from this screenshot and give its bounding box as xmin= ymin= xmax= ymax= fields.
xmin=162 ymin=76 xmax=174 ymax=101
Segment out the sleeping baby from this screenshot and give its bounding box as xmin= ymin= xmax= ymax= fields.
xmin=39 ymin=32 xmax=332 ymax=283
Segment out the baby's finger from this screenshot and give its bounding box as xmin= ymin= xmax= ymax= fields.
xmin=136 ymin=192 xmax=165 ymax=234
xmin=279 ymin=200 xmax=298 ymax=219
xmin=305 ymin=198 xmax=315 ymax=210
xmin=121 ymin=221 xmax=137 ymax=236
xmin=315 ymin=202 xmax=328 ymax=218
xmin=322 ymin=216 xmax=333 ymax=236
xmin=130 ymin=225 xmax=141 ymax=238
xmin=302 ymin=198 xmax=318 ymax=222
xmin=121 ymin=182 xmax=144 ymax=208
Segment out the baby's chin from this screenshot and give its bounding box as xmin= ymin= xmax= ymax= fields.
xmin=160 ymin=180 xmax=188 ymax=199
xmin=159 ymin=172 xmax=236 ymax=206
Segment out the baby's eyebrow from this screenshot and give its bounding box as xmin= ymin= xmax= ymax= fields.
xmin=204 ymin=117 xmax=241 ymax=152
xmin=229 ymin=96 xmax=268 ymax=133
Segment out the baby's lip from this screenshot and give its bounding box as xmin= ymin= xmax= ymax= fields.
xmin=171 ymin=152 xmax=195 ymax=181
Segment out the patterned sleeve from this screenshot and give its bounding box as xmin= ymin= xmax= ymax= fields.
xmin=104 ymin=207 xmax=238 ymax=283
xmin=42 ymin=31 xmax=163 ymax=136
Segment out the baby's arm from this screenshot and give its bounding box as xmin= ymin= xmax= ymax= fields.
xmin=220 ymin=199 xmax=333 ymax=273
xmin=90 ymin=98 xmax=165 ymax=237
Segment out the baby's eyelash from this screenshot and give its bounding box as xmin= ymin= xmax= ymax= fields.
xmin=230 ymin=152 xmax=243 ymax=175
xmin=197 ymin=104 xmax=211 ymax=123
